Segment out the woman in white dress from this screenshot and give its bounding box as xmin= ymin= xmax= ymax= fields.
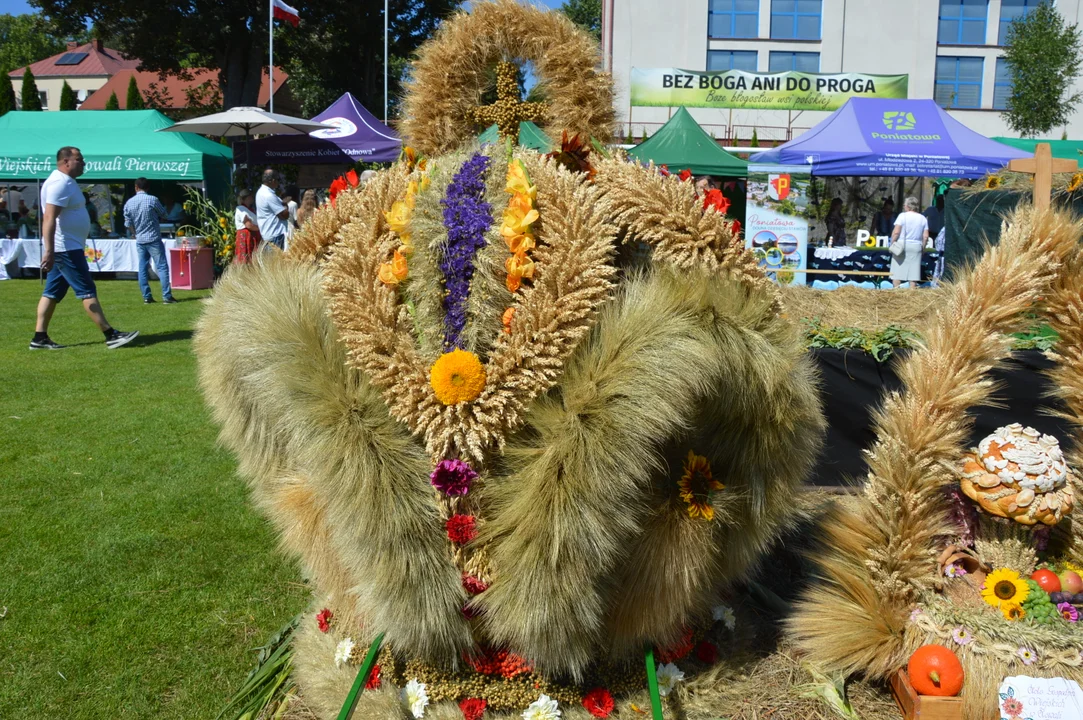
xmin=889 ymin=196 xmax=930 ymax=289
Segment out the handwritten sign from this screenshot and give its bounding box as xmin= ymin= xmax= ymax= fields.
xmin=998 ymin=676 xmax=1083 ymax=720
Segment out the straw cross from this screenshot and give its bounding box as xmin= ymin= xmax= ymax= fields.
xmin=473 ymin=62 xmax=547 ymax=142
xmin=1007 ymin=142 xmax=1077 ymax=212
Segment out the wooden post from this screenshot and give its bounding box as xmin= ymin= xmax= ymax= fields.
xmin=1007 ymin=142 xmax=1078 ymax=212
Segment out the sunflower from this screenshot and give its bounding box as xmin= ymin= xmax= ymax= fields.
xmin=1001 ymin=601 xmax=1025 ymax=621
xmin=1068 ymin=173 xmax=1083 ymax=193
xmin=984 ymin=174 xmax=1002 ymax=190
xmin=430 ymin=349 xmax=486 ymax=405
xmin=678 ymin=451 xmax=724 ymax=521
xmin=981 ymin=568 xmax=1029 ymax=610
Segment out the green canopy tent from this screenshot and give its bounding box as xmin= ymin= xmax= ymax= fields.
xmin=478 ymin=121 xmax=555 ymax=152
xmin=628 ymin=106 xmax=748 ymax=177
xmin=992 ymin=137 xmax=1083 ymax=162
xmin=0 ymin=110 xmax=233 ymax=202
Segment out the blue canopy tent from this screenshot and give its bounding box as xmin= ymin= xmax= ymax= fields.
xmin=241 ymin=93 xmax=401 ymax=165
xmin=749 ymin=98 xmax=1029 ymax=177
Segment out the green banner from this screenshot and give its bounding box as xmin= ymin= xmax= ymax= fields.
xmin=630 ymin=68 xmax=908 ymax=112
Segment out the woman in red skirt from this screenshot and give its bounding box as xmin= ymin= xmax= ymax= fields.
xmin=233 ymin=189 xmax=262 ymax=264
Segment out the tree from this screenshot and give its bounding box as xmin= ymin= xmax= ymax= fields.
xmin=105 ymin=90 xmax=119 ymax=110
xmin=1002 ymin=2 xmax=1083 ymax=137
xmin=750 ymin=128 xmax=759 ymax=147
xmin=126 ymin=74 xmax=145 ymax=109
xmin=35 ymin=0 xmax=462 ymax=113
xmin=59 ymin=79 xmax=76 ymax=109
xmin=0 ymin=12 xmax=80 ymax=72
xmin=0 ymin=68 xmax=15 ymax=117
xmin=20 ymin=67 xmax=42 ymax=110
xmin=559 ymin=0 xmax=601 ymax=41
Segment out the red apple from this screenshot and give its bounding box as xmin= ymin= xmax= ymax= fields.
xmin=1059 ymin=570 xmax=1083 ymax=595
xmin=1032 ymin=569 xmax=1062 ymax=594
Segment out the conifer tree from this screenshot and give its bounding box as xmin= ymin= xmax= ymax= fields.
xmin=0 ymin=68 xmax=16 ymax=117
xmin=105 ymin=91 xmax=119 ymax=110
xmin=125 ymin=75 xmax=144 ymax=109
xmin=59 ymin=80 xmax=77 ymax=110
xmin=20 ymin=67 xmax=43 ymax=110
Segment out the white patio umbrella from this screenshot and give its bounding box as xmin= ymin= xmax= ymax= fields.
xmin=158 ymin=106 xmax=331 ymax=186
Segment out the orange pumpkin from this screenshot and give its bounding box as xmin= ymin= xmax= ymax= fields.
xmin=907 ymin=645 xmax=964 ymax=696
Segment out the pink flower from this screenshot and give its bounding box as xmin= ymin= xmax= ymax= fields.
xmin=316 ymin=608 xmax=333 ymax=633
xmin=430 ymin=458 xmax=477 ymax=496
xmin=1058 ymin=602 xmax=1079 ymax=623
xmin=1002 ymin=696 xmax=1023 ymax=717
xmin=1017 ymin=647 xmax=1037 ymax=665
xmin=950 ymin=626 xmax=972 ymax=645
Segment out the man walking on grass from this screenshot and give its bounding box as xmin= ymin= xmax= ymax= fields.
xmin=123 ymin=177 xmax=176 ymax=304
xmin=30 ymin=147 xmax=138 ymax=351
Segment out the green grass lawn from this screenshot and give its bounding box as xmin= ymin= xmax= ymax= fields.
xmin=0 ymin=277 xmax=308 ymax=719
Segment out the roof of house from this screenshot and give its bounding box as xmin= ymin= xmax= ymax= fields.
xmin=8 ymin=40 xmax=139 ymax=78
xmin=79 ymin=67 xmax=289 ymax=110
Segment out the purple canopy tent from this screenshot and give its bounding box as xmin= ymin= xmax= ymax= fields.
xmin=749 ymin=98 xmax=1029 ymax=177
xmin=238 ymin=93 xmax=401 ymax=165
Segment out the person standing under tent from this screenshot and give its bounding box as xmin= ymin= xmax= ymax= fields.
xmin=924 ymin=194 xmax=945 ymax=238
xmin=233 ymin=189 xmax=262 ymax=264
xmin=889 ymin=196 xmax=930 ymax=290
xmin=871 ymin=198 xmax=897 ymax=237
xmin=255 ymin=169 xmax=289 ymax=251
xmin=30 ymin=146 xmax=139 ymax=350
xmin=123 ymin=176 xmax=176 ymax=304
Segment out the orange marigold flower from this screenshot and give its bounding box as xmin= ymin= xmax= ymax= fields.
xmin=429 ymin=349 xmax=486 ymax=405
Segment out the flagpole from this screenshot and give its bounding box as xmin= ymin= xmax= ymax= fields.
xmin=269 ymin=0 xmax=275 ymax=113
xmin=383 ymin=0 xmax=388 ymax=123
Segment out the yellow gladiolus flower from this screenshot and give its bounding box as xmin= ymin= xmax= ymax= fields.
xmin=506 ymin=159 xmax=537 ymax=200
xmin=406 ymin=180 xmax=418 ymax=208
xmin=419 ymin=173 xmax=431 ymax=192
xmin=385 ymin=200 xmax=412 ymax=236
xmin=503 ymin=230 xmax=535 ymax=255
xmin=505 ymin=250 xmax=535 ymax=293
xmin=377 ymin=249 xmax=409 ymax=285
xmin=503 ymin=193 xmax=539 ymax=236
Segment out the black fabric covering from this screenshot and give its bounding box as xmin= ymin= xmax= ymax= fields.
xmin=808 ymin=349 xmax=1073 ymax=486
xmin=942 ymin=188 xmax=1026 ymax=274
xmin=806 ymin=248 xmax=941 ymax=283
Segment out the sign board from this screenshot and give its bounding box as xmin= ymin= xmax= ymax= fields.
xmin=630 ymin=69 xmax=908 ymax=111
xmin=745 ymin=164 xmax=810 ymax=285
xmin=998 ymin=676 xmax=1083 ymax=720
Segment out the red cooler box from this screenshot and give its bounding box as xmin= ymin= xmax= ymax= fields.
xmin=169 ymin=246 xmax=214 ymax=290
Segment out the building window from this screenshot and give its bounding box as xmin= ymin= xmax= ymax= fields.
xmin=768 ymin=51 xmax=820 ymax=72
xmin=999 ymin=0 xmax=1040 ymax=45
xmin=935 ymin=56 xmax=983 ymax=108
xmin=938 ymin=0 xmax=988 ymax=45
xmin=709 ymin=0 xmax=759 ymax=39
xmin=707 ymin=50 xmax=759 ymax=71
xmin=770 ymin=0 xmax=821 ymax=40
xmin=993 ymin=57 xmax=1012 ymax=109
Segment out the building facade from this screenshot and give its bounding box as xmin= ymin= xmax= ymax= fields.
xmin=601 ymin=0 xmax=1083 ymax=142
xmin=9 ymin=40 xmax=140 ymax=112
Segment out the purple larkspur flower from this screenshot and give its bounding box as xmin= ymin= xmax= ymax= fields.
xmin=440 ymin=152 xmax=492 ymax=348
xmin=430 ymin=458 xmax=477 ymax=496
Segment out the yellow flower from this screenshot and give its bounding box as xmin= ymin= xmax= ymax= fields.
xmin=406 ymin=180 xmax=418 ymax=208
xmin=1068 ymin=173 xmax=1083 ymax=193
xmin=506 ymin=159 xmax=537 ymax=200
xmin=377 ymin=249 xmax=409 ymax=285
xmin=984 ymin=174 xmax=1002 ymax=190
xmin=503 ymin=230 xmax=535 ymax=255
xmin=502 ymin=307 xmax=515 ymax=334
xmin=177 ymin=229 xmax=186 ymax=237
xmin=678 ymin=450 xmax=724 ymax=521
xmin=417 ymin=157 xmax=427 ymax=172
xmin=430 ymin=349 xmax=486 ymax=405
xmin=505 ymin=251 xmax=535 ymax=293
xmin=1001 ymin=601 xmax=1025 ymax=621
xmin=981 ymin=568 xmax=1029 ymax=610
xmin=218 ymin=216 xmax=228 ymax=228
xmin=419 ymin=172 xmax=431 ymax=192
xmin=502 ymin=193 xmax=539 ymax=236
xmin=222 ymin=233 xmax=229 ymax=242
xmin=385 ymin=200 xmax=412 ymax=236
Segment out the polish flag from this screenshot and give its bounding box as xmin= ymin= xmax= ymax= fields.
xmin=272 ymin=0 xmax=300 ymax=26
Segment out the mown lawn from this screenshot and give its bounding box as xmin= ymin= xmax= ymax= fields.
xmin=0 ymin=277 xmax=308 ymax=719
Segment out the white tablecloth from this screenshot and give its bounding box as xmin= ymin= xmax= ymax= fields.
xmin=1 ymin=238 xmax=198 ymax=278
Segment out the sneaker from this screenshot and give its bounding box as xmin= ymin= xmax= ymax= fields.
xmin=30 ymin=337 xmax=67 ymax=350
xmin=144 ymin=298 xmax=156 ymax=304
xmin=105 ymin=330 xmax=139 ymax=349
xmin=162 ymin=297 xmax=178 ymax=305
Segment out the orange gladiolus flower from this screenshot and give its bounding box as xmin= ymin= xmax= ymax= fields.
xmin=378 ymin=249 xmax=408 ymax=285
xmin=503 ymin=231 xmax=535 ymax=255
xmin=502 ymin=193 xmax=539 ymax=236
xmin=505 ymin=159 xmax=537 ymax=200
xmin=502 ymin=307 xmax=515 ymax=334
xmin=505 ymin=251 xmax=535 ymax=293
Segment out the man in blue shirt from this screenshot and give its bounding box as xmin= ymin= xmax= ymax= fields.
xmin=123 ymin=178 xmax=176 ymax=304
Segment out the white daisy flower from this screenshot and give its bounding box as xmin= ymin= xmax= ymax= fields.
xmin=656 ymin=662 xmax=685 ymax=697
xmin=402 ymin=678 xmax=429 ymax=719
xmin=522 ymin=694 xmax=561 ymax=720
xmin=712 ymin=604 xmax=736 ymax=630
xmin=334 ymin=637 xmax=355 ymax=667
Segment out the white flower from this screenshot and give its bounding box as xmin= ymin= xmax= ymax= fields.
xmin=334 ymin=637 xmax=355 ymax=667
xmin=656 ymin=662 xmax=685 ymax=697
xmin=402 ymin=678 xmax=429 ymax=719
xmin=522 ymin=694 xmax=561 ymax=720
xmin=712 ymin=604 xmax=736 ymax=630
